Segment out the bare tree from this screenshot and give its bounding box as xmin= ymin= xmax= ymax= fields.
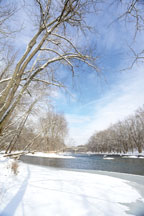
xmin=5 ymin=99 xmax=38 ymax=154
xmin=0 ymin=0 xmax=16 ymax=38
xmin=111 ymin=0 xmax=144 ymax=69
xmin=39 ymin=111 xmax=68 ymax=152
xmin=86 ymin=105 xmax=144 ymax=154
xmin=0 ymin=0 xmax=99 ymax=136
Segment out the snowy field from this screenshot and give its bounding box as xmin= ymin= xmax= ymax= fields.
xmin=0 ymin=157 xmax=144 ymax=216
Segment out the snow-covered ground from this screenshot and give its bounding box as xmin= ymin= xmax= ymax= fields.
xmin=2 ymin=150 xmax=144 ymax=159
xmin=27 ymin=152 xmax=75 ymax=158
xmin=122 ymin=155 xmax=144 ymax=159
xmin=87 ymin=150 xmax=144 ymax=157
xmin=26 ymin=151 xmax=144 ymax=159
xmin=0 ymin=157 xmax=144 ymax=216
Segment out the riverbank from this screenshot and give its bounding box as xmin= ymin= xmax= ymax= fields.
xmin=0 ymin=156 xmax=144 ymax=216
xmin=27 ymin=151 xmax=144 ymax=159
xmin=1 ymin=150 xmax=144 ymax=159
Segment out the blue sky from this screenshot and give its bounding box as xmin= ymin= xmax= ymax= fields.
xmin=50 ymin=2 xmax=144 ymax=146
xmin=10 ymin=0 xmax=144 ymax=146
xmin=53 ymin=63 xmax=144 ymax=146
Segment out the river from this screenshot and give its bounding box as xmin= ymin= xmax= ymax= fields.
xmin=20 ymin=154 xmax=144 ymax=176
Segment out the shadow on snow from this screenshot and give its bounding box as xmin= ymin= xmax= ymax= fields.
xmin=0 ymin=165 xmax=30 ymax=216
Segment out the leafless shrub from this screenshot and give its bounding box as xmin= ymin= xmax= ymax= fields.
xmin=11 ymin=160 xmax=19 ymax=175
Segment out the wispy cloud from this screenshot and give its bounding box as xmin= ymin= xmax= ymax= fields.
xmin=65 ymin=65 xmax=144 ymax=146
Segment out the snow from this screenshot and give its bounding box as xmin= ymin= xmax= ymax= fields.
xmin=122 ymin=155 xmax=144 ymax=159
xmin=122 ymin=156 xmax=138 ymax=159
xmin=27 ymin=152 xmax=75 ymax=159
xmin=87 ymin=150 xmax=144 ymax=156
xmin=0 ymin=157 xmax=144 ymax=216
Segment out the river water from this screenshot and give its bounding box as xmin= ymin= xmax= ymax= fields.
xmin=20 ymin=154 xmax=144 ymax=176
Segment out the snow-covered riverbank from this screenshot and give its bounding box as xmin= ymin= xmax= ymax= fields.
xmin=28 ymin=151 xmax=144 ymax=159
xmin=27 ymin=152 xmax=75 ymax=158
xmin=0 ymin=157 xmax=144 ymax=216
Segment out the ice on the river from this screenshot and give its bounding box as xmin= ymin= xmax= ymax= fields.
xmin=0 ymin=157 xmax=144 ymax=216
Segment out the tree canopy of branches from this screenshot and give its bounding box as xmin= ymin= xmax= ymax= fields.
xmin=114 ymin=0 xmax=144 ymax=68
xmin=0 ymin=0 xmax=99 ymax=136
xmin=0 ymin=0 xmax=16 ymax=37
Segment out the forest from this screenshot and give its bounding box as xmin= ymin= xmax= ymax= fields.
xmin=86 ymin=106 xmax=144 ymax=153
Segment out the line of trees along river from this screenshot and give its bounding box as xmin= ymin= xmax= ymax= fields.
xmin=0 ymin=109 xmax=68 ymax=154
xmin=86 ymin=106 xmax=144 ymax=154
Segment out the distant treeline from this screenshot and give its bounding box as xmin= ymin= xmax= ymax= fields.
xmin=86 ymin=106 xmax=144 ymax=153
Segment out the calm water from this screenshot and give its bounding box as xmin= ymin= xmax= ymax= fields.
xmin=20 ymin=154 xmax=144 ymax=176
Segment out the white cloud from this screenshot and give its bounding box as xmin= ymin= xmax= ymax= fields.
xmin=65 ymin=65 xmax=144 ymax=146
